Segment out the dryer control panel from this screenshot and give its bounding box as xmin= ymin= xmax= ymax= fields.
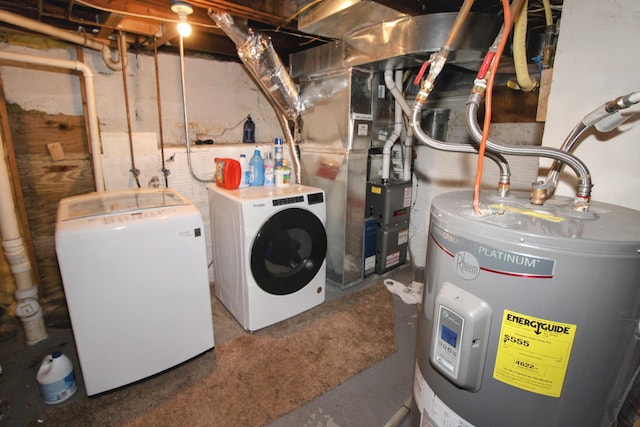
xmin=430 ymin=282 xmax=492 ymax=391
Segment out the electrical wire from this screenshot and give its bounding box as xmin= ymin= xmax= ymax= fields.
xmin=179 ymin=34 xmax=214 ymax=184
xmin=200 ymin=115 xmax=249 ymax=139
xmin=74 ymin=0 xmax=219 ymax=30
xmin=472 ymin=0 xmax=512 ymax=214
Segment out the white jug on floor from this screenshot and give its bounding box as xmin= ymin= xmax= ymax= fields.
xmin=37 ymin=351 xmax=77 ymax=404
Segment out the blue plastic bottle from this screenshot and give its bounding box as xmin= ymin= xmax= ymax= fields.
xmin=243 ymin=116 xmax=255 ymax=143
xmin=274 ymin=137 xmax=283 ymax=167
xmin=249 ymin=149 xmax=264 ymax=186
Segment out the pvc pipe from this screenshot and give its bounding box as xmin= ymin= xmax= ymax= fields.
xmin=0 ymin=118 xmax=47 ymax=345
xmin=0 ymin=50 xmax=108 ymax=344
xmin=382 ymin=69 xmax=404 ymax=182
xmin=0 ymin=9 xmax=125 ymax=71
xmin=383 ymin=395 xmax=412 ymax=427
xmin=0 ymin=50 xmax=105 ymax=191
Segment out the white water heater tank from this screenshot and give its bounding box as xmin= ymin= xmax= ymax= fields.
xmin=412 ymin=190 xmax=640 ymax=427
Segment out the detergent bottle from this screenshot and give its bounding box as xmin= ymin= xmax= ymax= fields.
xmin=264 ymin=152 xmax=275 ymax=186
xmin=249 ymin=149 xmax=264 ymax=186
xmin=239 ymin=154 xmax=250 ymax=188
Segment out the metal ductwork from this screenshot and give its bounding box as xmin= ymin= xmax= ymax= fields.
xmin=297 ymin=0 xmax=407 ymax=39
xmin=291 ymin=12 xmax=500 ymax=78
xmin=208 ymin=11 xmax=302 ymax=120
xmin=208 ymin=11 xmax=304 ymax=183
xmin=291 ymin=11 xmax=499 ymax=288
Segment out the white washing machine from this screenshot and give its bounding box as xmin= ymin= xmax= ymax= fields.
xmin=208 ymin=184 xmax=327 ymax=332
xmin=55 ymin=188 xmax=214 ymax=396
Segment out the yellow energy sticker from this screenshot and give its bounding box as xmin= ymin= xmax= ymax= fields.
xmin=493 ymin=310 xmax=577 ymax=398
xmin=488 ymin=204 xmax=565 ymax=223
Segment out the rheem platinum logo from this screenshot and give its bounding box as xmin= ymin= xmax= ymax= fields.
xmin=454 ymin=251 xmax=480 ymax=280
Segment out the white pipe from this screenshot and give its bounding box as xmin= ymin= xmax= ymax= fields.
xmin=382 ymin=69 xmax=405 ymax=182
xmin=383 ymin=395 xmax=412 ymax=427
xmin=0 ymin=51 xmax=106 ymax=345
xmin=0 ymin=9 xmax=125 ymax=71
xmin=382 ymin=70 xmax=418 ymax=183
xmin=0 ymin=50 xmax=106 ymax=192
xmin=384 ymin=69 xmax=413 ymax=117
xmin=0 ymin=118 xmax=47 ymax=345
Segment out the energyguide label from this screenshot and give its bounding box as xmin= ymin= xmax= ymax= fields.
xmin=493 ymin=310 xmax=577 ymax=397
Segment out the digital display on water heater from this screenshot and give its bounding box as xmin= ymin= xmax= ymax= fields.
xmin=441 ymin=324 xmax=458 ymax=348
xmin=431 ymin=283 xmax=493 ymax=391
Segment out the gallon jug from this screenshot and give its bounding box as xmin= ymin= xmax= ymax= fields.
xmin=243 ymin=115 xmax=255 ymax=143
xmin=37 ymin=351 xmax=77 ymax=404
xmin=214 ymin=157 xmax=241 ymax=190
xmin=239 ymin=154 xmax=250 ymax=188
xmin=249 ymin=149 xmax=264 ymax=186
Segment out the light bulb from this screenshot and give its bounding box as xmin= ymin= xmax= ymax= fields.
xmin=177 ymin=20 xmax=192 ymax=37
xmin=171 ymin=2 xmax=194 ymax=38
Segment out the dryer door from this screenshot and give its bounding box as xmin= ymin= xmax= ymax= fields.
xmin=250 ymin=207 xmax=327 ymax=295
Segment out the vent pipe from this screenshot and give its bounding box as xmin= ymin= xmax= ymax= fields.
xmin=208 ymin=11 xmax=303 ymax=183
xmin=0 ymin=119 xmax=47 ymax=345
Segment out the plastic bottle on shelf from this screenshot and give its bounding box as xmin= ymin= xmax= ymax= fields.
xmin=239 ymin=154 xmax=250 ymax=188
xmin=243 ymin=115 xmax=255 ymax=143
xmin=274 ymin=137 xmax=284 ymax=167
xmin=264 ymin=152 xmax=275 ymax=186
xmin=249 ymin=149 xmax=264 ymax=186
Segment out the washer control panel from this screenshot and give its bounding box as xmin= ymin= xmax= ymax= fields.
xmin=430 ymin=282 xmax=492 ymax=391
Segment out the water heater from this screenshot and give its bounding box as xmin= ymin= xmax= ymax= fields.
xmin=412 ymin=190 xmax=640 ymax=427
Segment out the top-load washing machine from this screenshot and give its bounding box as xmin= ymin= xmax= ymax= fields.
xmin=55 ymin=188 xmax=214 ymax=396
xmin=208 ymin=184 xmax=327 ymax=331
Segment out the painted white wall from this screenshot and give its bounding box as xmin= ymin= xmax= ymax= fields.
xmin=0 ymin=42 xmax=287 ymax=280
xmin=541 ymin=0 xmax=640 ymax=211
xmin=0 ymin=43 xmax=281 ymax=143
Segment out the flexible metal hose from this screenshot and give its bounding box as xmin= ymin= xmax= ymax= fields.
xmin=465 ymin=92 xmax=592 ymax=200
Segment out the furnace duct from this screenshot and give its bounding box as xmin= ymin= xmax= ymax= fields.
xmin=207 ymin=12 xmax=302 ymax=120
xmin=208 ymin=11 xmax=303 ymax=182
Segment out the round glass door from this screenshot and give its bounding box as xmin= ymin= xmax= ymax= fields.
xmin=250 ymin=207 xmax=327 ymax=295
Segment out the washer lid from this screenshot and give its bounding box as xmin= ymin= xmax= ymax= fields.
xmin=57 ymin=188 xmax=189 ymax=221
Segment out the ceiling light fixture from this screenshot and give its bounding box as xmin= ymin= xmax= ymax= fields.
xmin=171 ymin=1 xmax=194 ymax=37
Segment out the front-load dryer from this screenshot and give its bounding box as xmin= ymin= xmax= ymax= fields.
xmin=208 ymin=184 xmax=327 ymax=332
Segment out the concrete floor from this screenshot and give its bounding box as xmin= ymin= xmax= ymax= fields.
xmin=0 ymin=264 xmax=420 ymax=427
xmin=268 ymin=265 xmax=419 ymax=427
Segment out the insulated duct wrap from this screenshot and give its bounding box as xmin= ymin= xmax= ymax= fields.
xmin=209 ymin=12 xmax=302 ymax=120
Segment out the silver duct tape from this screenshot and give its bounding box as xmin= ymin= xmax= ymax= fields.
xmin=237 ymin=31 xmax=302 ymax=119
xmin=208 ymin=12 xmax=249 ymax=46
xmin=210 ymin=11 xmax=302 ymax=119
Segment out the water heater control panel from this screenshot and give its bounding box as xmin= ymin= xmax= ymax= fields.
xmin=430 ymin=282 xmax=492 ymax=391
